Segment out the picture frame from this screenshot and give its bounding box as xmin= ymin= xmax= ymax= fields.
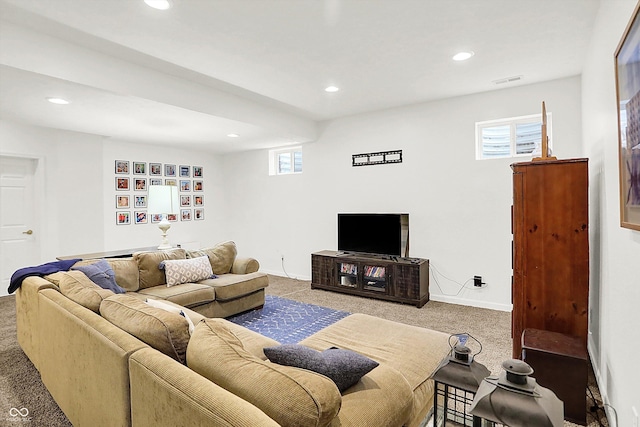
xmin=116 ymin=211 xmax=130 ymax=225
xmin=194 ymin=208 xmax=204 ymax=220
xmin=135 ymin=211 xmax=148 ymax=224
xmin=151 ymin=213 xmax=163 ymax=223
xmin=134 ymin=195 xmax=147 ymax=208
xmin=167 ymin=213 xmax=178 ymax=222
xmin=150 ymin=178 xmax=162 ymax=186
xmin=116 ymin=195 xmax=130 ymax=209
xmin=150 ymin=163 xmax=162 ymax=176
xmin=165 ymin=164 xmax=176 ymax=177
xmin=133 ymin=162 xmax=146 ymax=175
xmin=181 ymin=209 xmax=191 ymax=221
xmin=116 ymin=177 xmax=129 ymax=191
xmin=193 ymin=180 xmax=203 ymax=191
xmin=180 ymin=180 xmax=191 ymax=192
xmin=134 ymin=178 xmax=147 ymax=191
xmin=180 ymin=165 xmax=191 ymax=177
xmin=193 ymin=166 xmax=203 ymax=177
xmin=180 ymin=195 xmax=191 ymax=207
xmin=194 ymin=195 xmax=204 ymax=206
xmin=165 ymin=179 xmax=177 ymax=186
xmin=615 ymin=2 xmax=640 ymax=231
xmin=115 ymin=160 xmax=129 ymax=174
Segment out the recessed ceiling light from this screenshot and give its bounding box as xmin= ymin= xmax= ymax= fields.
xmin=144 ymin=0 xmax=172 ymax=10
xmin=227 ymin=133 xmax=239 ymax=138
xmin=325 ymin=86 xmax=340 ymax=93
xmin=46 ymin=97 xmax=70 ymax=105
xmin=452 ymin=51 xmax=475 ymax=61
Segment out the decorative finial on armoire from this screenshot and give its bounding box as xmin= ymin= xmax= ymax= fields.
xmin=532 ymin=101 xmax=557 ymax=161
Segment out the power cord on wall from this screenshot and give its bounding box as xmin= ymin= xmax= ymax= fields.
xmin=281 ymin=256 xmax=296 ymax=279
xmin=587 ymin=382 xmax=616 ymax=427
xmin=429 ymin=262 xmax=487 ymax=297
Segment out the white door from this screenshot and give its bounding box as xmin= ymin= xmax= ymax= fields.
xmin=0 ymin=156 xmax=40 ymax=297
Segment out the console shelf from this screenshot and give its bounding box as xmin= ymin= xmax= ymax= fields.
xmin=311 ymin=250 xmax=429 ymax=308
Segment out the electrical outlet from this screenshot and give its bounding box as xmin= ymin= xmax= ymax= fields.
xmin=474 ymin=276 xmax=483 ymax=287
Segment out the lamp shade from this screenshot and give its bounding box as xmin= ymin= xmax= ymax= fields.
xmin=470 ymin=359 xmax=564 ymax=427
xmin=148 ymin=185 xmax=179 ymax=214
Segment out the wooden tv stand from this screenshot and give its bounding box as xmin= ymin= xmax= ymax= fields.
xmin=311 ymin=251 xmax=429 ymax=307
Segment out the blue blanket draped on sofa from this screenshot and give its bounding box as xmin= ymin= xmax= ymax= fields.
xmin=8 ymin=259 xmax=81 ymax=294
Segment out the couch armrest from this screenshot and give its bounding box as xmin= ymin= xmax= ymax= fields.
xmin=231 ymin=257 xmax=260 ymax=274
xmin=15 ymin=276 xmax=58 ymax=369
xmin=129 ymin=348 xmax=280 ymax=427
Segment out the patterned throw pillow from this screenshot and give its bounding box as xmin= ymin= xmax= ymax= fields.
xmin=160 ymin=256 xmax=214 ymax=287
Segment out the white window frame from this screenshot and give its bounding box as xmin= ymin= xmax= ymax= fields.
xmin=268 ymin=146 xmax=303 ymax=176
xmin=475 ymin=113 xmax=552 ymax=160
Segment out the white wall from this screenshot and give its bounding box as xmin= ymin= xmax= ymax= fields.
xmin=582 ymin=1 xmax=640 ymax=426
xmin=0 ymin=121 xmax=225 ymax=262
xmin=222 ymin=75 xmax=583 ymax=311
xmin=0 ymin=120 xmax=104 ymax=260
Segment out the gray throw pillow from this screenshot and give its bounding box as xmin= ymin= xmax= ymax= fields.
xmin=263 ymin=344 xmax=379 ymax=392
xmin=72 ymin=259 xmax=125 ymax=294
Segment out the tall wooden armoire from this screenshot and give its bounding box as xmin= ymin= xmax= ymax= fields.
xmin=511 ymin=158 xmax=589 ymax=358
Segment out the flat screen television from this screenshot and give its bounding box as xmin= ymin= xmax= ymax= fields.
xmin=338 ymin=213 xmax=409 ymax=258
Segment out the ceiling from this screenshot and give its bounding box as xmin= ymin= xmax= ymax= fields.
xmin=0 ymin=0 xmax=601 ymax=153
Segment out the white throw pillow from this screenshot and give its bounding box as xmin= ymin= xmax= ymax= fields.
xmin=161 ymin=255 xmax=214 ymax=287
xmin=146 ymin=298 xmax=196 ymax=335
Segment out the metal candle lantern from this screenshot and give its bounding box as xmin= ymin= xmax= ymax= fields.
xmin=469 ymin=359 xmax=564 ymax=427
xmin=430 ymin=333 xmax=491 ymax=427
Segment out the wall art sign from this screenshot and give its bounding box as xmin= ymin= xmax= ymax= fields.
xmin=615 ymin=3 xmax=640 ymax=230
xmin=352 ymin=150 xmax=402 ymax=167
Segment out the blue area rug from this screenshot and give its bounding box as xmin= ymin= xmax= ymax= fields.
xmin=227 ymin=295 xmax=351 ymax=344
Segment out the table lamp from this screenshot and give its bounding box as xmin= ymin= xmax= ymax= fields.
xmin=147 ymin=184 xmax=180 ymax=249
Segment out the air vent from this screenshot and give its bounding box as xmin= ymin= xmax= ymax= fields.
xmin=493 ymin=75 xmax=523 ymax=85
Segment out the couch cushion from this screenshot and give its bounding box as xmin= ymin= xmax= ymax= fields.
xmin=187 ymin=241 xmax=237 ymax=274
xmin=71 ymin=259 xmax=126 ymax=294
xmin=73 ymin=258 xmax=140 ymax=292
xmin=137 ymin=283 xmax=215 ymax=309
xmin=161 ymin=256 xmax=214 ymax=287
xmin=52 ymin=270 xmax=114 ymax=313
xmin=198 ymin=272 xmax=268 ymax=301
xmin=146 ymin=298 xmax=196 ymax=335
xmin=100 ymin=294 xmax=190 ymax=364
xmin=134 ymin=248 xmax=187 ymax=289
xmin=187 ymin=319 xmax=341 ymax=427
xmin=263 ymin=344 xmax=379 ymax=392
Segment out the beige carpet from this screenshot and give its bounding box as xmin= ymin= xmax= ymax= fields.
xmin=0 ymin=274 xmax=609 ymax=426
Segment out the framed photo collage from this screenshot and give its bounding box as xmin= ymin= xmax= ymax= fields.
xmin=115 ymin=160 xmax=205 ymax=225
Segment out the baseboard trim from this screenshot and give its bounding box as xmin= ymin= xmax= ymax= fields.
xmin=430 ymin=294 xmax=512 ymax=312
xmin=264 ymin=271 xmax=512 ymax=312
xmin=263 ymin=270 xmax=310 ymax=281
xmin=587 ymin=337 xmax=614 ymax=425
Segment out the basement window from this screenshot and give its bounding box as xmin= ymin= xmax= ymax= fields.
xmin=475 ymin=113 xmax=552 ymax=160
xmin=269 ymin=146 xmax=303 ymax=175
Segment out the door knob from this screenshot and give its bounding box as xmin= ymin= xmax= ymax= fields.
xmin=22 ymin=229 xmax=33 ymax=235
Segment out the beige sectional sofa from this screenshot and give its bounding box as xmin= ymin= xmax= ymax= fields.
xmin=14 ymin=244 xmax=453 ymax=427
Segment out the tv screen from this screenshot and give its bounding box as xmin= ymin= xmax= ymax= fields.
xmin=338 ymin=213 xmax=409 ymax=258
